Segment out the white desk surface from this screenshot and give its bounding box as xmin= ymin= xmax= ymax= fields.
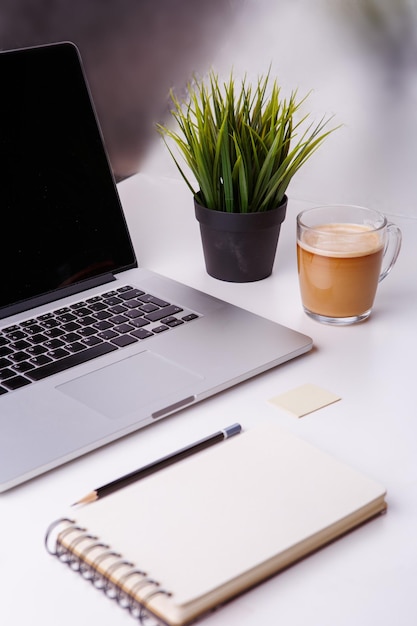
xmin=3 ymin=2 xmax=417 ymax=621
xmin=1 ymin=160 xmax=416 ymax=626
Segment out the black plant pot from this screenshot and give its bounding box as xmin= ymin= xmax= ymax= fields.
xmin=194 ymin=196 xmax=287 ymax=282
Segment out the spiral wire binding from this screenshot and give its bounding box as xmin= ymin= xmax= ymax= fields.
xmin=45 ymin=518 xmax=173 ymax=626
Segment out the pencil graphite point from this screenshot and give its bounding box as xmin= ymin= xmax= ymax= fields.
xmin=71 ymin=491 xmax=98 ymax=507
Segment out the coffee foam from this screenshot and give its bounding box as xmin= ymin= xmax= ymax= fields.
xmin=299 ymin=223 xmax=383 ymax=258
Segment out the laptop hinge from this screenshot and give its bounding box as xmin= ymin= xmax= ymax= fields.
xmin=0 ymin=273 xmax=116 ymax=320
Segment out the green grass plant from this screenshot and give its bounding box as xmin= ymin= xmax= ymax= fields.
xmin=157 ymin=70 xmax=337 ymax=213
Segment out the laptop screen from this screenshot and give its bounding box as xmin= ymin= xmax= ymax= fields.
xmin=0 ymin=42 xmax=136 ymax=318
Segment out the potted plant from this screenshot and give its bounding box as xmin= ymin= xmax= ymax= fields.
xmin=157 ymin=70 xmax=336 ymax=282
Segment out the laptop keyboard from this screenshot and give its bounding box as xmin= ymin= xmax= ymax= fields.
xmin=0 ymin=285 xmax=199 ymax=395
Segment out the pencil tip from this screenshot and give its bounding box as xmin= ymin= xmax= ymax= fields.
xmin=71 ymin=491 xmax=98 ymax=507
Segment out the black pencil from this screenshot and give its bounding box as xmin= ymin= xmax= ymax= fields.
xmin=72 ymin=423 xmax=242 ymax=505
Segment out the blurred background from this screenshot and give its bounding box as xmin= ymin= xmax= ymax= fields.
xmin=1 ymin=0 xmax=416 ymax=215
xmin=0 ymin=0 xmax=237 ymax=178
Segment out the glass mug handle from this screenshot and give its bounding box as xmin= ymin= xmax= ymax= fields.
xmin=379 ymin=222 xmax=402 ymax=283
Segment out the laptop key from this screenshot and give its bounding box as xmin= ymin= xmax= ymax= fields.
xmin=27 ymin=345 xmax=48 ymax=356
xmin=109 ymin=315 xmax=129 ymax=325
xmin=138 ymin=295 xmax=170 ymax=307
xmin=82 ymin=336 xmax=103 ymax=347
xmin=182 ymin=313 xmax=199 ymax=322
xmin=11 ymin=340 xmax=31 ymax=350
xmin=104 ymin=296 xmax=123 ymax=306
xmin=111 ymin=335 xmax=138 ymax=348
xmin=93 ymin=321 xmax=113 ymax=331
xmin=144 ymin=305 xmax=183 ymax=322
xmin=124 ymin=309 xmax=143 ymax=320
xmin=113 ymin=323 xmax=134 ymax=334
xmin=40 ymin=318 xmax=61 ymax=329
xmin=30 ymin=333 xmax=49 ymax=344
xmin=102 ymin=290 xmax=120 ymax=298
xmin=12 ymin=362 xmax=35 ymax=374
xmin=5 ymin=330 xmax=27 ymax=341
xmin=131 ymin=328 xmax=153 ymax=340
xmin=26 ymin=342 xmax=118 ymax=381
xmin=0 ymin=367 xmax=15 ymax=380
xmin=2 ymin=325 xmax=20 ymax=334
xmin=94 ymin=310 xmax=112 ymax=320
xmin=139 ymin=303 xmax=159 ymax=313
xmin=163 ymin=318 xmax=184 ymax=328
xmin=78 ymin=315 xmax=96 ymax=326
xmin=70 ymin=301 xmax=87 ymax=310
xmin=9 ymin=351 xmax=30 ymax=363
xmin=38 ymin=312 xmax=54 ymax=320
xmin=62 ymin=332 xmax=81 ymax=343
xmin=48 ymin=348 xmax=70 ymax=360
xmin=97 ymin=330 xmax=118 ymax=340
xmin=30 ymin=355 xmax=53 ymax=367
xmin=89 ymin=302 xmax=107 ymax=312
xmin=61 ymin=321 xmax=81 ymax=332
xmin=78 ymin=327 xmax=97 ymax=337
xmin=66 ymin=342 xmax=86 ymax=353
xmin=3 ymin=376 xmax=32 ymax=390
xmin=118 ymin=288 xmax=145 ymax=300
xmin=44 ymin=327 xmax=65 ymax=338
xmin=125 ymin=298 xmax=143 ymax=308
xmin=73 ymin=307 xmax=93 ymax=317
xmin=25 ymin=324 xmax=45 ymax=335
xmin=109 ymin=304 xmax=128 ymax=314
xmin=57 ymin=312 xmax=77 ymax=323
xmin=130 ymin=318 xmax=150 ymax=328
xmin=116 ymin=285 xmax=135 ymax=293
xmin=44 ymin=338 xmax=65 ymax=350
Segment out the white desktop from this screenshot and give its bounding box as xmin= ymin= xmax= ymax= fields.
xmin=2 ymin=2 xmax=417 ymax=624
xmin=1 ymin=156 xmax=416 ymax=625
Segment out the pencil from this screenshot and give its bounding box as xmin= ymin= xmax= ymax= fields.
xmin=72 ymin=423 xmax=242 ymax=506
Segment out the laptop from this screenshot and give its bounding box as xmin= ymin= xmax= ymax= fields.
xmin=0 ymin=42 xmax=312 ymax=492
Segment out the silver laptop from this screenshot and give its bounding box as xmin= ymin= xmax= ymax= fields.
xmin=0 ymin=42 xmax=312 ymax=492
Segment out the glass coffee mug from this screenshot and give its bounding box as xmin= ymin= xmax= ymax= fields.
xmin=297 ymin=205 xmax=402 ymax=325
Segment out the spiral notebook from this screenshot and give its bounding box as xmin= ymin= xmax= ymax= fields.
xmin=45 ymin=424 xmax=387 ymax=626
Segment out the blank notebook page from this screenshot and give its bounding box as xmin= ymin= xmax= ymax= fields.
xmin=64 ymin=424 xmax=386 ymax=610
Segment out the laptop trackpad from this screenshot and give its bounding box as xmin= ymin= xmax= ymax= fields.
xmin=57 ymin=351 xmax=203 ymax=419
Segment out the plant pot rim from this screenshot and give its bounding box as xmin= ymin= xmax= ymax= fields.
xmin=194 ymin=195 xmax=287 ymax=232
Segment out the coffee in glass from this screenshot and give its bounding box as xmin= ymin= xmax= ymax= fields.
xmin=297 ymin=205 xmax=402 ymax=325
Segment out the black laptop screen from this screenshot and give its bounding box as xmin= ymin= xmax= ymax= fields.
xmin=0 ymin=43 xmax=137 ymax=317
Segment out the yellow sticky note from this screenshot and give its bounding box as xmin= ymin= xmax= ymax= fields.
xmin=269 ymin=384 xmax=341 ymax=418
